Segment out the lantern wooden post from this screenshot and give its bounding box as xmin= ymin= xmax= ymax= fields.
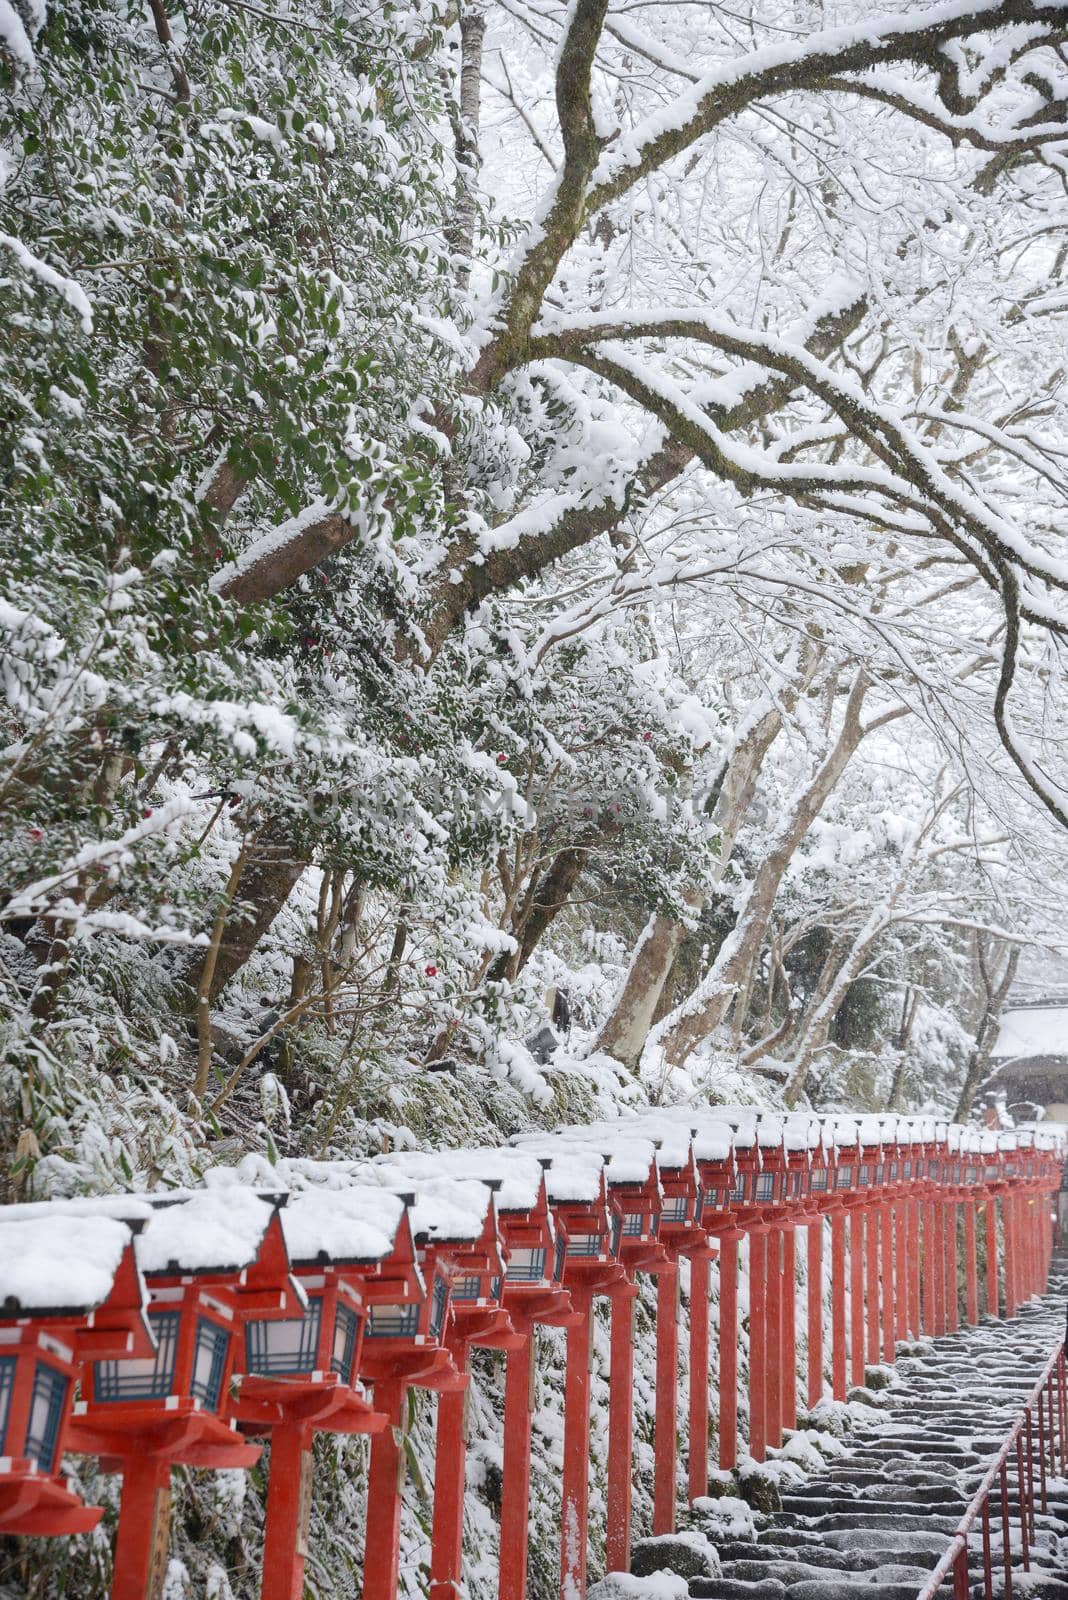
xmin=687 ymin=1246 xmax=713 ymax=1504
xmin=946 ymin=1200 xmax=960 ymax=1333
xmin=110 ymin=1459 xmax=172 ymax=1600
xmin=880 ymin=1199 xmax=895 ymax=1363
xmin=260 ymin=1424 xmax=314 ymax=1600
xmin=364 ymin=1376 xmax=406 ymax=1600
xmin=831 ymin=1209 xmax=848 ymax=1401
xmin=499 ymin=1328 xmax=535 ymax=1600
xmin=429 ymin=1352 xmax=470 ymax=1600
xmin=561 ymin=1288 xmax=594 ymax=1600
xmin=933 ymin=1196 xmax=947 ymax=1335
xmin=718 ymin=1229 xmax=740 ymax=1469
xmin=764 ymin=1227 xmax=783 ymax=1452
xmin=985 ymin=1196 xmax=999 ymax=1316
xmin=849 ymin=1208 xmax=865 ymax=1388
xmin=908 ymin=1190 xmax=920 ymax=1337
xmin=894 ymin=1198 xmax=908 ymax=1343
xmin=921 ymin=1197 xmax=938 ymax=1335
xmin=780 ymin=1225 xmax=798 ymax=1433
xmin=963 ymin=1201 xmax=979 ymax=1325
xmin=806 ymin=1218 xmax=823 ymax=1410
xmin=652 ymin=1263 xmax=680 ymax=1535
xmin=1003 ymin=1193 xmax=1017 ymax=1317
xmin=606 ymin=1280 xmax=637 ymax=1571
xmin=864 ymin=1204 xmax=880 ymax=1365
xmin=747 ymin=1224 xmax=769 ymax=1461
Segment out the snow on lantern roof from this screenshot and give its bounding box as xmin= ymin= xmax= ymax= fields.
xmin=685 ymin=1119 xmax=735 ymax=1162
xmin=202 ymin=1155 xmax=407 ymax=1262
xmin=0 ymin=1194 xmax=155 ymax=1226
xmin=0 ymin=1214 xmax=137 ymax=1317
xmin=699 ymin=1109 xmax=758 ymax=1149
xmin=618 ymin=1118 xmax=695 ymax=1171
xmin=623 ymin=1105 xmax=734 ymax=1161
xmin=275 ymin=1189 xmax=403 ymax=1266
xmin=752 ymin=1115 xmax=787 ymax=1152
xmin=824 ymin=1116 xmax=861 ymax=1147
xmin=508 ymin=1140 xmax=606 ymax=1203
xmin=780 ymin=1115 xmax=820 ymax=1151
xmin=545 ymin=1126 xmax=658 ymax=1187
xmin=134 ymin=1189 xmax=283 ymax=1276
xmin=370 ymin=1148 xmax=545 ymax=1214
xmin=353 ymin=1168 xmax=494 ymax=1245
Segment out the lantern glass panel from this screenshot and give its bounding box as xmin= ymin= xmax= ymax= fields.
xmin=754 ymin=1172 xmax=776 ymax=1202
xmin=662 ymin=1196 xmax=689 ymax=1223
xmin=96 ymin=1308 xmax=180 ymax=1403
xmin=730 ymin=1176 xmax=746 ymax=1203
xmin=889 ymin=1162 xmax=900 ymax=1181
xmin=451 ymin=1276 xmax=484 ymax=1302
xmin=428 ymin=1277 xmax=448 ymax=1342
xmin=0 ymin=1356 xmax=14 ymax=1453
xmin=621 ymin=1211 xmax=644 ymax=1237
xmin=25 ymin=1364 xmax=67 ymax=1472
xmin=191 ymin=1319 xmax=229 ymax=1412
xmin=835 ymin=1166 xmax=853 ymax=1190
xmin=566 ymin=1231 xmax=603 ymax=1258
xmin=858 ymin=1164 xmax=871 ymax=1187
xmin=953 ymin=1163 xmax=962 ymax=1182
xmin=245 ymin=1296 xmax=323 ymax=1377
xmin=366 ymin=1301 xmax=419 ymax=1338
xmin=903 ymin=1160 xmax=913 ymax=1178
xmin=874 ymin=1164 xmax=884 ymax=1185
xmin=331 ymin=1303 xmax=359 ymax=1385
xmin=553 ymin=1231 xmax=566 ymax=1281
xmin=810 ymin=1168 xmax=828 ymax=1193
xmin=506 ymin=1246 xmax=547 ymax=1284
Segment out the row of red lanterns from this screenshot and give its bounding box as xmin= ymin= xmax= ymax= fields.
xmin=0 ymin=1113 xmax=1061 ymax=1600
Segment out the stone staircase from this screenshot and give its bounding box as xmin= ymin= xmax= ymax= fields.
xmin=682 ymin=1258 xmax=1068 ymax=1599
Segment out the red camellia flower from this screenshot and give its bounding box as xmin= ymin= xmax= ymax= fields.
xmin=142 ymin=808 xmax=153 ymax=819
xmin=27 ymin=827 xmax=44 ymax=842
xmin=424 ymin=964 xmax=437 ymax=977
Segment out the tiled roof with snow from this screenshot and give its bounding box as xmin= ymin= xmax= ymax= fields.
xmin=993 ymin=1004 xmax=1068 ymax=1061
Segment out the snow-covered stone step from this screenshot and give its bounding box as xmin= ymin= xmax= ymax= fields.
xmin=679 ymin=1266 xmax=1068 ymax=1600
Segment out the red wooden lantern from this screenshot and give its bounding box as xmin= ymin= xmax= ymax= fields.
xmin=67 ymin=1189 xmax=297 ymax=1600
xmin=382 ymin=1150 xmax=570 ymax=1600
xmin=224 ymin=1183 xmax=411 ymax=1600
xmin=514 ymin=1141 xmax=623 ymax=1600
xmin=0 ymin=1213 xmax=152 ymax=1535
xmin=394 ymin=1172 xmax=512 ymax=1600
xmin=355 ymin=1171 xmax=503 ymax=1600
xmin=635 ymin=1121 xmax=704 ymax=1540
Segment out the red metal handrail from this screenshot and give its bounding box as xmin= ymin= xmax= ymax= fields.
xmin=915 ymin=1341 xmax=1068 ymax=1599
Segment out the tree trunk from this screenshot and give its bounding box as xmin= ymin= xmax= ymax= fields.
xmin=447 ymin=4 xmax=486 ymax=289
xmin=592 ymin=695 xmax=792 ymax=1067
xmin=594 ymin=897 xmax=699 ymax=1070
xmin=954 ymin=941 xmax=1019 ymax=1121
xmin=185 ymin=816 xmax=308 ymax=1003
xmin=886 ymin=985 xmax=921 ymax=1110
xmin=652 ymin=671 xmax=875 ymax=1069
